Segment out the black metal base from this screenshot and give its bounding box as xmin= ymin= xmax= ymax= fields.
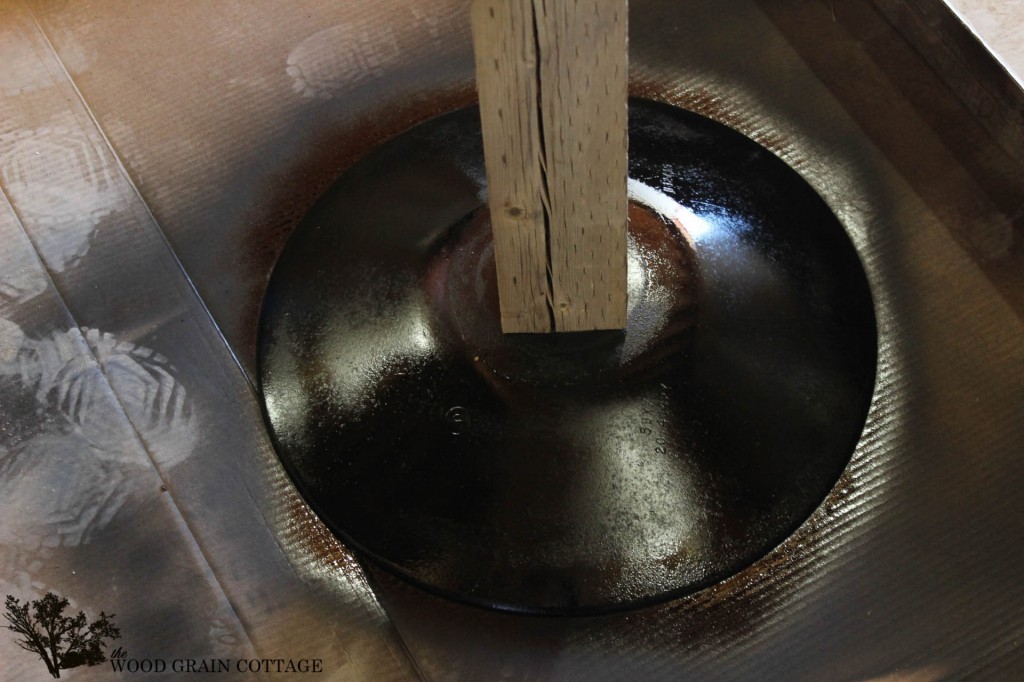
xmin=257 ymin=99 xmax=877 ymax=614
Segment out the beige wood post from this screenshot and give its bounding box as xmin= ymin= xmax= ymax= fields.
xmin=472 ymin=0 xmax=629 ymax=333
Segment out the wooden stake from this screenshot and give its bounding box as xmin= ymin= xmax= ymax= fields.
xmin=472 ymin=0 xmax=629 ymax=333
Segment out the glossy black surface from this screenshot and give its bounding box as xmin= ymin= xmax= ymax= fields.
xmin=257 ymin=100 xmax=877 ymax=614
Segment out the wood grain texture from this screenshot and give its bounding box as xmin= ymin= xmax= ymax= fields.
xmin=472 ymin=0 xmax=629 ymax=333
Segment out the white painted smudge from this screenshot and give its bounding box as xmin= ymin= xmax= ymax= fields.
xmin=0 ymin=323 xmax=197 ymax=470
xmin=0 ymin=317 xmax=25 ymax=362
xmin=0 ymin=122 xmax=121 ymax=271
xmin=0 ymin=322 xmax=197 ymax=555
xmin=0 ymin=25 xmax=56 ymax=97
xmin=0 ymin=256 xmax=48 ymax=305
xmin=207 ymin=618 xmax=246 ymax=659
xmin=286 ymin=23 xmax=401 ymax=100
xmin=44 ymin=28 xmax=95 ymax=76
xmin=82 ymin=328 xmax=197 ymax=469
xmin=0 ymin=433 xmax=131 ymax=548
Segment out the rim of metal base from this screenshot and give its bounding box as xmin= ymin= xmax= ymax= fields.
xmin=257 ymin=99 xmax=878 ymax=614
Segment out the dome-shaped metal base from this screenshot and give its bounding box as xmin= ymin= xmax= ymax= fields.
xmin=257 ymin=99 xmax=877 ymax=614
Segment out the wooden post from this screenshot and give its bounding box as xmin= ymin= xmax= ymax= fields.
xmin=472 ymin=0 xmax=629 ymax=333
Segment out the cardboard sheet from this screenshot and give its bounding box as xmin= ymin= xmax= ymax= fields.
xmin=1 ymin=0 xmax=1021 ymax=680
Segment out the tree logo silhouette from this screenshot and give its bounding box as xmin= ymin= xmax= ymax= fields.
xmin=4 ymin=592 xmax=121 ymax=679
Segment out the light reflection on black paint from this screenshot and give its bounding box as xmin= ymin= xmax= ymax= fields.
xmin=258 ymin=100 xmax=877 ymax=614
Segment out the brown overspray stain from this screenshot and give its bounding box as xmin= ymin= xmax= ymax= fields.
xmin=280 ymin=484 xmax=351 ymax=568
xmin=355 ymin=470 xmax=859 ymax=668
